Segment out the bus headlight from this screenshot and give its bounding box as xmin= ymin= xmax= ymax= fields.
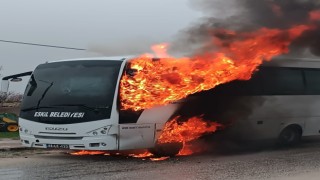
xmin=19 ymin=126 xmax=31 ymax=134
xmin=87 ymin=126 xmax=111 ymax=136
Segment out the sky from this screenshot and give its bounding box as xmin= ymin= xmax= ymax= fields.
xmin=0 ymin=0 xmax=203 ymax=93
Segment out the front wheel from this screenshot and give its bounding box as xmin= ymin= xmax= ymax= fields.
xmin=149 ymin=142 xmax=183 ymax=157
xmin=278 ymin=126 xmax=302 ymax=146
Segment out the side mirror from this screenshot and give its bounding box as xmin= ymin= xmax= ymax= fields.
xmin=1 ymin=80 xmax=9 ymax=93
xmin=1 ymin=71 xmax=33 ymax=93
xmin=126 ymin=68 xmax=138 ymax=77
xmin=10 ymin=77 xmax=22 ymax=82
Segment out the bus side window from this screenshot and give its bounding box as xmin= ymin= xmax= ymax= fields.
xmin=261 ymin=68 xmax=304 ymax=95
xmin=304 ymin=69 xmax=320 ymax=95
xmin=212 ymin=70 xmax=263 ymax=96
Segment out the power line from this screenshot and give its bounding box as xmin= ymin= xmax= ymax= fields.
xmin=0 ymin=39 xmax=86 ymax=51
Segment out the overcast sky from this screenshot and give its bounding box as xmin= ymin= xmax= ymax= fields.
xmin=0 ymin=0 xmax=202 ymax=93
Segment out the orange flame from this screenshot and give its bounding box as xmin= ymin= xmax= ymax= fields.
xmin=177 ymin=143 xmax=194 ymax=156
xmin=70 ymin=150 xmax=108 ymax=155
xmin=71 ymin=150 xmax=169 ymax=160
xmin=310 ymin=10 xmax=320 ymax=21
xmin=158 ymin=116 xmax=221 ymax=155
xmin=150 ymin=157 xmax=170 ymax=161
xmin=120 ymin=25 xmax=311 ymax=111
xmin=128 ymin=151 xmax=153 ymax=158
xmin=158 ymin=116 xmax=220 ymax=144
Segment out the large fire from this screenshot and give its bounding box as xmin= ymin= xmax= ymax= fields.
xmin=116 ymin=22 xmax=315 ymax=157
xmin=157 ymin=116 xmax=221 ymax=156
xmin=120 ymin=24 xmax=312 ymax=111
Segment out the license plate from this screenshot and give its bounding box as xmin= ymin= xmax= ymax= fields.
xmin=46 ymin=144 xmax=70 ymax=149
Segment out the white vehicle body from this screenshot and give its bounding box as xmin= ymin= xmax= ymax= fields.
xmin=3 ymin=57 xmax=320 ymax=150
xmin=14 ymin=57 xmax=180 ymax=151
xmin=192 ymin=58 xmax=320 ymax=143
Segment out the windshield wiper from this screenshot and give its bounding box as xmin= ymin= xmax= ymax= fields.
xmin=21 ymin=106 xmax=57 ymax=112
xmin=51 ymin=104 xmax=110 ymax=112
xmin=36 ymin=81 xmax=54 ymax=109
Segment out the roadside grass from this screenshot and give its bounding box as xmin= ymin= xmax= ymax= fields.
xmin=0 ymin=132 xmax=19 ymax=139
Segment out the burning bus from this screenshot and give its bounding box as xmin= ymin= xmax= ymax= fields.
xmin=3 ymin=55 xmax=320 ymax=157
xmin=1 ymin=57 xmax=189 ymax=156
xmin=1 ymin=14 xmax=320 ymax=156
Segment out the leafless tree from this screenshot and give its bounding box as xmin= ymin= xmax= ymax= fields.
xmin=0 ymin=66 xmax=23 ymax=107
xmin=6 ymin=92 xmax=23 ymax=103
xmin=0 ymin=91 xmax=23 ymax=107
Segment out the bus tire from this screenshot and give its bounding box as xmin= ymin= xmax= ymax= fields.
xmin=149 ymin=142 xmax=183 ymax=157
xmin=4 ymin=123 xmax=19 ymax=132
xmin=278 ymin=125 xmax=302 ymax=146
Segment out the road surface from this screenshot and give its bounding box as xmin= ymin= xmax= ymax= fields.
xmin=1 ymin=138 xmax=320 ymax=180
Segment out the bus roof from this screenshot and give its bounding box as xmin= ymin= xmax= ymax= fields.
xmin=263 ymin=57 xmax=320 ymax=68
xmin=47 ymin=55 xmax=136 ymax=63
xmin=47 ymin=56 xmax=320 ymax=68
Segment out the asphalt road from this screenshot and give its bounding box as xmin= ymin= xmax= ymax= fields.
xmin=1 ymin=138 xmax=320 ymax=180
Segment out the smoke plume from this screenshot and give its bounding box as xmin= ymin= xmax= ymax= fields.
xmin=166 ymin=1 xmax=320 ymax=150
xmin=171 ymin=0 xmax=320 ymax=57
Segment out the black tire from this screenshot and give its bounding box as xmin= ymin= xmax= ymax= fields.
xmin=278 ymin=126 xmax=302 ymax=146
xmin=149 ymin=142 xmax=183 ymax=157
xmin=4 ymin=123 xmax=19 ymax=132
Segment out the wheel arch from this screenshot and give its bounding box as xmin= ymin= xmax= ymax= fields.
xmin=277 ymin=123 xmax=303 ymax=146
xmin=280 ymin=124 xmax=303 ymax=136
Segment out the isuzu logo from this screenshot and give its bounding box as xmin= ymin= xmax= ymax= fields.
xmin=45 ymin=127 xmax=68 ymax=131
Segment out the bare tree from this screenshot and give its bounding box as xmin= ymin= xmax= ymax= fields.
xmin=6 ymin=92 xmax=23 ymax=103
xmin=0 ymin=65 xmax=3 ymax=107
xmin=0 ymin=65 xmax=2 ymax=78
xmin=0 ymin=91 xmax=23 ymax=107
xmin=0 ymin=66 xmax=23 ymax=107
xmin=0 ymin=91 xmax=9 ymax=107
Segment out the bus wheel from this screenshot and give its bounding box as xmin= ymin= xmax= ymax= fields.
xmin=5 ymin=123 xmax=19 ymax=132
xmin=278 ymin=126 xmax=302 ymax=146
xmin=149 ymin=142 xmax=183 ymax=157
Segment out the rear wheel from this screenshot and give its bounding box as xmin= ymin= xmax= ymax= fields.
xmin=5 ymin=123 xmax=19 ymax=132
xmin=149 ymin=142 xmax=183 ymax=157
xmin=278 ymin=126 xmax=302 ymax=146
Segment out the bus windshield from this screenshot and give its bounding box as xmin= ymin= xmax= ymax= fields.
xmin=20 ymin=60 xmax=123 ymax=124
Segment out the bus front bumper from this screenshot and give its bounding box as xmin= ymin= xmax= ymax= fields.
xmin=19 ymin=133 xmax=118 ymax=151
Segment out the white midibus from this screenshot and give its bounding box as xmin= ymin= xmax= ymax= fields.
xmin=1 ymin=57 xmax=182 ymax=155
xmin=2 ymin=57 xmax=320 ymax=155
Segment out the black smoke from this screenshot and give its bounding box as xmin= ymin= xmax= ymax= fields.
xmin=171 ymin=0 xmax=320 ymax=57
xmin=169 ymin=1 xmax=320 ymax=150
